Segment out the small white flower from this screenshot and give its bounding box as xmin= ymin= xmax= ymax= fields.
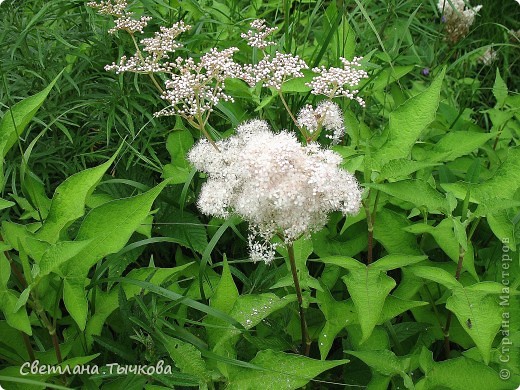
xmin=297 ymin=101 xmax=345 ymax=144
xmin=241 ymin=19 xmax=278 ymax=50
xmin=306 ymin=57 xmax=368 ymax=106
xmin=242 ymin=52 xmax=309 ymax=90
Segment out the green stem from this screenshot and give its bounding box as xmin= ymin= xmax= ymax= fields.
xmin=443 ymin=243 xmax=466 ymax=359
xmin=287 ymin=243 xmax=311 ymax=356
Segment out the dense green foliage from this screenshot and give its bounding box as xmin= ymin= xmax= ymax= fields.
xmin=0 ymin=0 xmax=519 ymax=389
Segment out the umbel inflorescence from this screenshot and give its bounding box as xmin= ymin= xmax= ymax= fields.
xmin=188 ymin=120 xmax=362 ymax=264
xmin=437 ymin=0 xmax=482 ymax=43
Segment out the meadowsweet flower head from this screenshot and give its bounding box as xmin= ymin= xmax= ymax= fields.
xmin=437 ymin=0 xmax=482 ymax=43
xmin=241 ymin=19 xmax=278 ymax=50
xmin=242 ymin=52 xmax=309 ymax=90
xmin=188 ymin=120 xmax=362 ymax=263
xmin=306 ymin=57 xmax=368 ymax=106
xmin=87 ymin=0 xmax=127 ymax=16
xmin=156 ymin=47 xmax=240 ymax=117
xmin=141 ymin=22 xmax=191 ymax=55
xmin=297 ymin=101 xmax=345 ymax=144
xmin=478 ymin=47 xmax=497 ymax=65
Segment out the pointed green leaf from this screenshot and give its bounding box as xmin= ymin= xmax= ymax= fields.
xmin=368 ymin=180 xmax=449 ymax=213
xmin=405 ymin=220 xmax=478 ymax=279
xmin=62 ymin=180 xmax=171 ymax=329
xmin=163 ymin=335 xmax=210 ymax=384
xmin=37 ymin=149 xmax=120 ymax=242
xmin=342 ymin=269 xmax=395 ymax=342
xmin=226 ymin=349 xmax=348 ymax=390
xmin=446 ymin=283 xmax=504 ymax=364
xmin=493 ymin=69 xmax=508 ymax=108
xmin=417 ymin=352 xmax=513 ymax=390
xmin=441 ymin=147 xmax=520 ymax=204
xmin=372 ymin=67 xmax=445 ymax=167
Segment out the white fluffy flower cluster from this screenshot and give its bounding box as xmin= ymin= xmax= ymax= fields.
xmin=297 ymin=101 xmax=345 ymax=144
xmin=241 ymin=19 xmax=278 ymax=50
xmin=188 ymin=120 xmax=362 ymax=263
xmin=306 ymin=57 xmax=368 ymax=106
xmin=242 ymin=52 xmax=309 ymax=90
xmin=437 ymin=0 xmax=482 ymax=43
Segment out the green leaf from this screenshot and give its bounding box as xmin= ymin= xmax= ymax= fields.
xmin=408 ymin=265 xmax=461 ymax=290
xmin=417 ymin=350 xmax=513 ymax=390
xmin=0 ymin=254 xmax=32 ymax=335
xmin=62 ymin=180 xmax=171 ymax=329
xmin=493 ymin=68 xmax=508 ymax=108
xmin=273 ymin=238 xmax=321 ymax=291
xmin=280 ymin=70 xmax=314 ymax=93
xmin=0 ymin=198 xmax=15 ymax=211
xmin=163 ymin=335 xmax=210 ymax=384
xmin=446 ymin=283 xmax=504 ymax=364
xmin=369 ymin=65 xmax=414 ymax=91
xmin=204 ymin=258 xmax=240 ymax=358
xmin=213 ymin=294 xmax=296 ymax=350
xmin=373 ymin=208 xmax=422 ymax=255
xmin=346 ymin=350 xmax=412 ymax=385
xmin=36 ymin=148 xmax=120 ymax=243
xmin=441 ymin=147 xmax=520 ymax=204
xmin=405 ymin=220 xmax=478 ymax=279
xmin=487 ymin=208 xmax=518 ymax=251
xmin=85 ymin=264 xmax=193 ymax=347
xmin=0 ymin=71 xmax=62 ymax=190
xmin=368 ymin=180 xmax=449 ymax=213
xmin=211 ymin=257 xmax=238 ymax=314
xmin=371 ymin=254 xmax=427 ymax=272
xmin=38 ymin=240 xmax=91 ymax=277
xmin=226 ymin=349 xmax=348 ymax=390
xmin=372 ymin=67 xmax=445 ymax=167
xmin=156 ymin=207 xmax=208 ymax=254
xmin=316 ymin=289 xmax=357 ymax=360
xmin=416 ymin=132 xmax=494 ymax=163
xmin=378 ymin=159 xmax=440 ymax=181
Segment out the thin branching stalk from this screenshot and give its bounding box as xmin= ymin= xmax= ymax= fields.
xmin=287 ymin=243 xmax=311 ymax=356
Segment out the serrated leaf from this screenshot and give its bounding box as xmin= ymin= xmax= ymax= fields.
xmin=38 ymin=240 xmax=91 ymax=277
xmin=493 ymin=68 xmax=508 ymax=108
xmin=163 ymin=335 xmax=210 ymax=384
xmin=441 ymin=147 xmax=520 ymax=204
xmin=378 ymin=159 xmax=439 ymax=181
xmin=341 ymin=270 xmax=395 ymax=342
xmin=372 ymin=67 xmax=445 ymax=167
xmin=346 ymin=349 xmax=411 ymax=380
xmin=408 ymin=265 xmax=461 ymax=290
xmin=416 ymin=132 xmax=494 ymax=163
xmin=316 ymin=289 xmax=357 ymax=359
xmin=226 ymin=349 xmax=348 ymax=390
xmin=446 ymin=283 xmax=504 ymax=364
xmin=369 ymin=180 xmax=449 ymax=213
xmin=373 ymin=208 xmax=422 ymax=255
